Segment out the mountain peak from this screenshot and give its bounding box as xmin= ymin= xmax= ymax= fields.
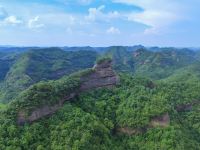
xmin=16 ymin=59 xmax=118 ymax=125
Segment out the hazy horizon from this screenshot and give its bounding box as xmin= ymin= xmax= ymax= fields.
xmin=0 ymin=45 xmax=200 ymax=49
xmin=0 ymin=0 xmax=200 ymax=47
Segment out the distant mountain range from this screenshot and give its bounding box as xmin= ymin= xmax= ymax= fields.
xmin=1 ymin=46 xmax=200 ymax=103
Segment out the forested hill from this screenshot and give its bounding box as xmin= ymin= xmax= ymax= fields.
xmin=0 ymin=46 xmax=200 ymax=104
xmin=0 ymin=48 xmax=97 ymax=103
xmin=105 ymin=46 xmax=198 ymax=79
xmin=0 ymin=46 xmax=200 ymax=149
xmin=1 ymin=64 xmax=200 ymax=149
xmin=0 ymin=46 xmax=200 ymax=103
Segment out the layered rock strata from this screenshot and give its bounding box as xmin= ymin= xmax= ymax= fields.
xmin=17 ymin=59 xmax=119 ymax=125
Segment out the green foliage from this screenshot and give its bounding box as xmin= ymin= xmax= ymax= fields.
xmin=0 ymin=103 xmax=116 ymax=150
xmin=105 ymin=46 xmax=198 ymax=79
xmin=0 ymin=48 xmax=97 ymax=103
xmin=105 ymin=46 xmax=135 ymax=73
xmin=0 ymin=52 xmax=18 ymax=81
xmin=115 ymin=75 xmax=170 ymax=128
xmin=0 ymin=103 xmax=7 ymax=110
xmin=96 ymin=56 xmax=112 ymax=64
xmin=8 ymin=71 xmax=86 ymax=115
xmin=1 ymin=47 xmax=200 ymax=149
xmin=1 ymin=73 xmax=200 ymax=149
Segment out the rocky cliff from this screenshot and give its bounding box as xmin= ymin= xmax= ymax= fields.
xmin=176 ymin=100 xmax=200 ymax=112
xmin=117 ymin=113 xmax=170 ymax=136
xmin=17 ymin=59 xmax=119 ymax=125
xmin=80 ymin=59 xmax=119 ymax=91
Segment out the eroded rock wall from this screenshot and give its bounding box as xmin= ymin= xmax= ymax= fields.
xmin=17 ymin=60 xmax=119 ymax=125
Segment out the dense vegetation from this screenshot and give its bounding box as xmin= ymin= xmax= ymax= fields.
xmin=0 ymin=46 xmax=200 ymax=149
xmin=105 ymin=46 xmax=198 ymax=79
xmin=0 ymin=52 xmax=18 ymax=81
xmin=0 ymin=48 xmax=97 ymax=103
xmin=7 ymin=68 xmax=94 ymax=118
xmin=1 ymin=73 xmax=200 ymax=149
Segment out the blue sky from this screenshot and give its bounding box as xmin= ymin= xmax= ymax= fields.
xmin=0 ymin=0 xmax=200 ymax=47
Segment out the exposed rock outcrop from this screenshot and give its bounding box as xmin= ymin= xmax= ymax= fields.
xmin=80 ymin=59 xmax=119 ymax=91
xmin=149 ymin=113 xmax=170 ymax=128
xmin=176 ymin=100 xmax=200 ymax=112
xmin=117 ymin=127 xmax=145 ymax=136
xmin=17 ymin=93 xmax=76 ymax=125
xmin=117 ymin=113 xmax=170 ymax=136
xmin=17 ymin=59 xmax=119 ymax=125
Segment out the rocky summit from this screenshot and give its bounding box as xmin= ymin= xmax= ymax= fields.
xmin=17 ymin=58 xmax=119 ymax=125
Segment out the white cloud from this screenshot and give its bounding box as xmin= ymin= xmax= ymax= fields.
xmin=85 ymin=5 xmax=105 ymax=21
xmin=0 ymin=16 xmax=23 ymax=26
xmin=4 ymin=16 xmax=23 ymax=25
xmin=85 ymin=5 xmax=122 ymax=23
xmin=0 ymin=6 xmax=22 ymax=26
xmin=28 ymin=16 xmax=44 ymax=29
xmin=128 ymin=10 xmax=178 ymax=34
xmin=35 ymin=13 xmax=79 ymax=29
xmin=107 ymin=27 xmax=121 ymax=34
xmin=113 ymin=0 xmax=182 ymax=34
xmin=108 ymin=11 xmax=120 ymax=19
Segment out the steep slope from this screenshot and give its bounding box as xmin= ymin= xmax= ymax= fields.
xmin=104 ymin=46 xmax=135 ymax=72
xmin=0 ymin=48 xmax=97 ymax=103
xmin=0 ymin=47 xmax=199 ymax=103
xmin=1 ymin=47 xmax=200 ymax=149
xmin=133 ymin=48 xmax=197 ymax=79
xmin=1 ymin=72 xmax=200 ymax=149
xmin=162 ymin=61 xmax=200 ymax=82
xmin=104 ymin=46 xmax=198 ymax=79
xmin=7 ymin=58 xmax=119 ymax=125
xmin=0 ymin=52 xmax=19 ymax=81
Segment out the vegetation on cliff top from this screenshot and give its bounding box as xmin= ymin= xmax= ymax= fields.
xmin=0 ymin=48 xmax=97 ymax=103
xmin=1 ymin=47 xmax=200 ymax=149
xmin=1 ymin=72 xmax=200 ymax=149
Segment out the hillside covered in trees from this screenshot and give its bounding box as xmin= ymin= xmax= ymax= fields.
xmin=0 ymin=48 xmax=97 ymax=103
xmin=0 ymin=46 xmax=200 ymax=149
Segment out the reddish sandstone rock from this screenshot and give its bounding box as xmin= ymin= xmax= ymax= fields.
xmin=17 ymin=59 xmax=119 ymax=125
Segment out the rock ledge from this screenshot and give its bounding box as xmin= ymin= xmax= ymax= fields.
xmin=17 ymin=59 xmax=119 ymax=125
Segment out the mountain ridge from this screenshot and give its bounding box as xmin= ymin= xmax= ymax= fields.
xmin=14 ymin=58 xmax=119 ymax=125
xmin=1 ymin=47 xmax=200 ymax=149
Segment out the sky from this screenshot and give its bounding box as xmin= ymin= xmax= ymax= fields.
xmin=0 ymin=0 xmax=200 ymax=47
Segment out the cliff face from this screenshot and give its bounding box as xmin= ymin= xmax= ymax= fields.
xmin=117 ymin=113 xmax=170 ymax=136
xmin=176 ymin=100 xmax=200 ymax=112
xmin=149 ymin=113 xmax=170 ymax=128
xmin=17 ymin=59 xmax=119 ymax=125
xmin=80 ymin=59 xmax=119 ymax=91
